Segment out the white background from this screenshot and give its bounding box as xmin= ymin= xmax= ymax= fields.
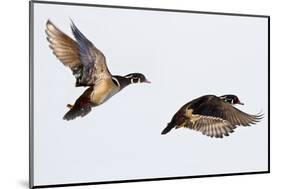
xmin=32 ymin=2 xmax=268 ymax=186
xmin=0 ymin=0 xmax=277 ymax=189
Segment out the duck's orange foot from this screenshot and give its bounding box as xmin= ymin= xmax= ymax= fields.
xmin=67 ymin=104 xmax=74 ymax=109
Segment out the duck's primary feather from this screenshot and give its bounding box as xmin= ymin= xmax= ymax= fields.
xmin=46 ymin=20 xmax=81 ymax=71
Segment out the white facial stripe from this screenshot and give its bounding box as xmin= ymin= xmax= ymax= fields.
xmin=112 ymin=77 xmax=120 ymax=87
xmin=125 ymin=75 xmax=133 ymax=79
xmin=138 ymin=78 xmax=141 ymax=83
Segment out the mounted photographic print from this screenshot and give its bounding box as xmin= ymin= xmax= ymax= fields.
xmin=29 ymin=1 xmax=270 ymax=188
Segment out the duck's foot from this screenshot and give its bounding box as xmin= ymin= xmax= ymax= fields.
xmin=67 ymin=104 xmax=74 ymax=109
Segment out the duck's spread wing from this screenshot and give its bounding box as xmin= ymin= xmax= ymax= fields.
xmin=192 ymin=97 xmax=263 ymax=126
xmin=221 ymin=106 xmax=263 ymax=126
xmin=186 ymin=115 xmax=236 ymax=138
xmin=46 ymin=20 xmax=82 ymax=73
xmin=63 ymin=87 xmax=93 ymax=120
xmin=70 ymin=21 xmax=112 ymax=86
xmin=46 ymin=20 xmax=111 ymax=86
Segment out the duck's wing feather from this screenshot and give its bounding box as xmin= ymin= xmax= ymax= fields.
xmin=187 ymin=114 xmax=236 ymax=138
xmin=63 ymin=87 xmax=93 ymax=121
xmin=46 ymin=20 xmax=81 ymax=72
xmin=191 ymin=96 xmax=263 ymax=126
xmin=70 ymin=20 xmax=112 ymax=86
xmin=46 ymin=20 xmax=112 ymax=86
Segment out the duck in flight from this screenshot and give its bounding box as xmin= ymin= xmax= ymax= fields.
xmin=161 ymin=95 xmax=263 ymax=138
xmin=46 ymin=20 xmax=150 ymax=120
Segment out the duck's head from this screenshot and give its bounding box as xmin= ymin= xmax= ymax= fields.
xmin=219 ymin=94 xmax=244 ymax=105
xmin=125 ymin=73 xmax=151 ymax=84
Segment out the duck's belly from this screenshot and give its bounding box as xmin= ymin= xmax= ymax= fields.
xmin=90 ymin=79 xmax=119 ymax=106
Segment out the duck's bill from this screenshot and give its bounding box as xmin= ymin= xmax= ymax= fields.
xmin=144 ymin=79 xmax=151 ymax=83
xmin=238 ymin=102 xmax=244 ymax=105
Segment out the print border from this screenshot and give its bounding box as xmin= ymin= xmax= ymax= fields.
xmin=29 ymin=1 xmax=270 ymax=188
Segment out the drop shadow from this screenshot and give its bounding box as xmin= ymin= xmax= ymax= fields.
xmin=18 ymin=180 xmax=29 ymax=188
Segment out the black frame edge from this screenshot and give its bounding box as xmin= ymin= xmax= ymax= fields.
xmin=32 ymin=171 xmax=269 ymax=189
xmin=32 ymin=0 xmax=270 ymax=18
xmin=29 ymin=0 xmax=271 ymax=188
xmin=29 ymin=1 xmax=35 ymax=188
xmin=267 ymin=16 xmax=270 ymax=173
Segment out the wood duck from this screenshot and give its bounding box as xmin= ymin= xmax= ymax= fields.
xmin=161 ymin=95 xmax=263 ymax=138
xmin=46 ymin=20 xmax=150 ymax=120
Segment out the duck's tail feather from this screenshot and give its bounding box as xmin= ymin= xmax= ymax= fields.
xmin=63 ymin=102 xmax=92 ymax=121
xmin=161 ymin=123 xmax=174 ymax=135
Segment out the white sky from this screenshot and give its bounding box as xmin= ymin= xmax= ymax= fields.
xmin=33 ymin=3 xmax=268 ymax=186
